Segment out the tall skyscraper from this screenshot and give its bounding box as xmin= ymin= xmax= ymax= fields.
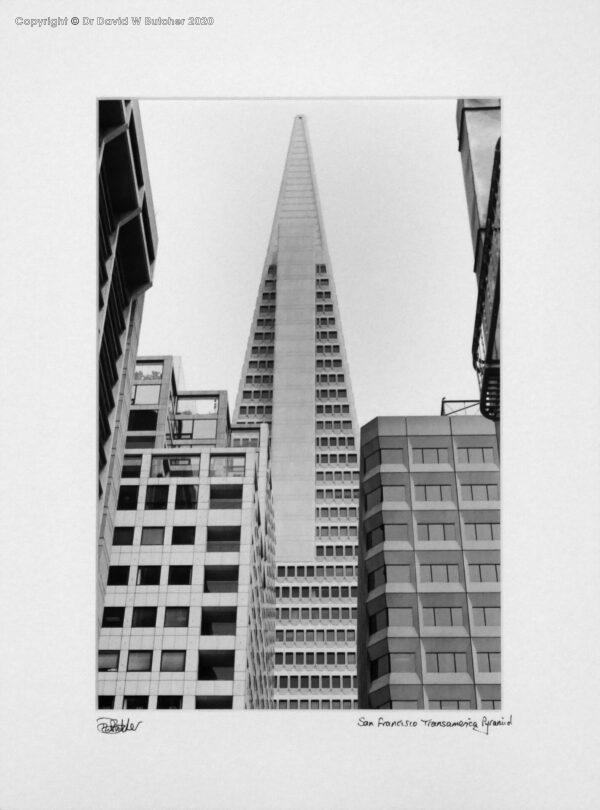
xmin=98 ymin=356 xmax=276 ymax=710
xmin=357 ymin=411 xmax=500 ymax=710
xmin=234 ymin=116 xmax=360 ymax=709
xmin=456 ymin=99 xmax=501 ymax=423
xmin=98 ymin=99 xmax=158 ymax=622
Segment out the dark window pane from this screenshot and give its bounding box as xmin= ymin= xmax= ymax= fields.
xmin=107 ymin=566 xmax=129 ymax=586
xmin=97 ymin=696 xmax=115 ymax=710
xmin=175 ymin=485 xmax=198 ymax=509
xmin=128 ymin=409 xmax=158 ymax=431
xmin=123 ymin=695 xmax=148 ymax=710
xmin=131 ymin=607 xmax=157 ymax=628
xmin=160 ymin=651 xmax=186 ymax=672
xmin=127 ymin=651 xmax=152 ymax=672
xmin=98 ymin=651 xmax=119 ymax=672
xmin=117 ymin=486 xmax=138 ymax=510
xmin=197 ymin=650 xmax=235 ymax=680
xmin=195 ymin=696 xmax=232 ymax=709
xmin=168 ymin=565 xmax=192 ymax=585
xmin=145 ymin=485 xmax=168 ymax=510
xmin=206 ymin=526 xmax=240 ymax=551
xmin=137 ymin=566 xmax=161 ymax=586
xmin=157 ymin=696 xmax=182 ymax=709
xmin=201 ymin=608 xmax=237 ymax=635
xmin=102 ymin=607 xmax=125 ymax=628
xmin=204 ymin=566 xmax=238 ymax=593
xmin=164 ymin=607 xmax=189 ymax=627
xmin=209 ymin=485 xmax=243 ymax=509
xmin=172 ymin=526 xmax=195 ymax=545
xmin=141 ymin=527 xmax=164 ymax=546
xmin=121 ymin=456 xmax=142 ymax=478
xmin=113 ymin=527 xmax=134 ymax=546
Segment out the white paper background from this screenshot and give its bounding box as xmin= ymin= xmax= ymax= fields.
xmin=1 ymin=1 xmax=598 ymax=808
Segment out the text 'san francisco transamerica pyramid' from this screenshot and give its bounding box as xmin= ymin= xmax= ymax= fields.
xmin=234 ymin=116 xmax=360 ymax=709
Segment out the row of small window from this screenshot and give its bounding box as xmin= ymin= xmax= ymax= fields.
xmin=315 ymin=275 xmax=329 ymax=285
xmin=98 ymin=695 xmax=234 ymax=710
xmin=242 ymin=390 xmax=272 ymax=401
xmin=370 ymin=651 xmax=500 ymax=679
xmin=316 ymin=317 xmax=336 ymax=327
xmin=315 ymin=525 xmax=358 ymax=537
xmin=277 ymin=564 xmax=356 ymax=579
xmin=315 ymin=345 xmax=340 ymax=355
xmin=276 ymin=651 xmax=356 ymax=666
xmin=276 ymin=585 xmax=358 ymax=600
xmin=245 ymin=375 xmax=273 ymax=385
xmin=238 ymin=405 xmax=273 ymax=416
xmin=256 ymin=317 xmax=275 ymax=328
xmin=253 ymin=332 xmax=274 ymax=341
xmin=277 ymin=675 xmax=357 ymax=690
xmin=316 ymin=390 xmax=348 ymax=402
xmin=315 ymin=546 xmax=357 ymax=558
xmin=316 ymin=470 xmax=359 ymax=483
xmin=316 ymin=403 xmax=349 ymax=414
xmin=315 ymin=507 xmax=358 ymax=519
xmin=248 ymin=359 xmax=274 ymax=369
xmin=250 ymin=346 xmax=274 ymax=356
xmin=364 ymin=446 xmax=495 ymax=472
xmin=117 ymin=484 xmax=244 ymax=511
xmin=315 ymin=264 xmax=327 ymax=275
xmin=277 ymin=607 xmax=358 ymax=621
xmin=261 ymin=292 xmax=276 ymax=301
xmin=372 ymin=699 xmax=500 ymax=709
xmin=316 ymin=304 xmax=334 ymax=313
xmin=125 ymin=455 xmax=246 ymax=480
xmin=316 ymin=374 xmax=345 ymax=384
xmin=106 ymin=564 xmax=239 ymax=589
xmin=364 ymin=483 xmax=499 ymax=510
xmin=276 ymin=627 xmax=356 ymax=642
xmin=258 ymin=305 xmax=275 ymax=315
xmin=315 ymin=436 xmax=355 ymax=448
xmin=315 ymin=291 xmax=332 ymax=300
xmin=102 ymin=606 xmax=236 ymax=632
xmin=367 ymin=562 xmax=500 ymax=588
xmin=316 ymin=331 xmax=337 ymax=340
xmin=366 ymin=522 xmax=500 ymax=549
xmin=99 ymin=649 xmax=236 ymax=678
xmin=112 ymin=525 xmax=242 ymax=550
xmin=316 ymin=453 xmax=358 ymax=465
xmin=277 ymin=700 xmax=357 ymax=710
xmin=368 ymin=605 xmax=500 ymax=633
xmin=316 ymin=488 xmax=359 ymax=501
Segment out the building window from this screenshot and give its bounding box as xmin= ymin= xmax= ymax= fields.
xmin=429 ymin=699 xmax=471 ymax=710
xmin=128 ymin=409 xmax=158 ymax=432
xmin=97 ymin=696 xmax=115 ymax=710
xmin=107 ymin=566 xmax=129 ymax=586
xmin=172 ymin=526 xmax=196 ymax=545
xmin=426 ymin=652 xmax=468 ymax=673
xmin=195 ymin=696 xmax=233 ymax=709
xmin=421 ymin=563 xmax=459 ymax=583
xmin=481 ymin=699 xmax=501 ymax=709
xmin=168 ymin=565 xmax=192 ymax=586
xmin=177 ymin=397 xmax=218 ymax=416
xmin=206 ymin=526 xmax=240 ymax=551
xmin=127 ymin=651 xmax=153 ymax=672
xmin=140 ymin=527 xmax=164 ymax=546
xmin=131 ymin=607 xmax=157 ymax=628
xmin=135 ymin=362 xmax=163 ymax=382
xmin=209 ymin=484 xmax=243 ymax=509
xmin=417 ymin=523 xmax=455 ymax=542
xmin=457 ymin=447 xmax=494 ymax=464
xmin=175 ymin=484 xmax=198 ymax=509
xmin=136 ymin=565 xmax=161 ymax=586
xmin=422 ymin=607 xmax=463 ymax=627
xmin=164 ymin=607 xmax=189 ymax=628
xmin=201 ymin=608 xmax=237 ymax=635
xmin=461 ymin=483 xmax=499 ymax=501
xmin=117 ymin=486 xmax=138 ymax=510
xmin=198 ymin=650 xmax=235 ymax=680
xmin=464 ymin=522 xmax=500 ymax=541
xmin=472 ymin=606 xmax=500 ymax=626
xmin=145 ymin=485 xmax=168 ymax=510
xmin=414 ymin=484 xmax=452 ymax=501
xmin=204 ymin=566 xmax=238 ymax=593
xmin=150 ymin=455 xmax=200 ymax=478
xmin=102 ymin=607 xmax=125 ymax=628
xmin=132 ymin=384 xmax=161 ymax=405
xmin=160 ymin=650 xmax=186 ymax=672
xmin=413 ymin=447 xmax=449 ymax=464
xmin=209 ymin=455 xmax=246 ymax=477
xmin=113 ymin=527 xmax=134 ymax=546
xmin=477 ymin=652 xmax=501 ymax=672
xmin=121 ymin=455 xmax=142 ymax=478
xmin=123 ymin=695 xmax=149 ymax=710
xmin=157 ymin=696 xmax=183 ymax=709
xmin=98 ymin=651 xmax=119 ymax=672
xmin=469 ymin=563 xmax=500 ymax=582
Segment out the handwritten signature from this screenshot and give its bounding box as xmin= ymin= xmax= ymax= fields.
xmin=96 ymin=717 xmax=143 ymax=734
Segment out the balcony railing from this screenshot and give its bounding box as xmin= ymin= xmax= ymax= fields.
xmin=472 ymin=138 xmax=501 ymax=421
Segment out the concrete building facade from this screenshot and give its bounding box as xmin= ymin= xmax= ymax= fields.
xmin=97 ymin=356 xmax=276 ymax=710
xmin=234 ymin=116 xmax=360 ymax=709
xmin=357 ymin=413 xmax=500 ymax=710
xmin=98 ymin=100 xmax=158 ymax=620
xmin=456 ymin=99 xmax=501 ymax=422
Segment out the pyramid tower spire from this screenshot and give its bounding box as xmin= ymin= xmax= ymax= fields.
xmin=235 ymin=117 xmax=360 ymax=709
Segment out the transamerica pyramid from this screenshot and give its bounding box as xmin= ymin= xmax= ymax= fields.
xmin=234 ymin=116 xmax=360 ymax=709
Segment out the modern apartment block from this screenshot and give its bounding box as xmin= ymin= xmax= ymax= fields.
xmin=456 ymin=99 xmax=501 ymax=422
xmin=97 ymin=356 xmax=276 ymax=710
xmin=357 ymin=412 xmax=500 ymax=710
xmin=234 ymin=116 xmax=360 ymax=709
xmin=98 ymin=100 xmax=158 ymax=618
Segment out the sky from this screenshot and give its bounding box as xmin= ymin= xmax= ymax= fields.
xmin=137 ymin=99 xmax=480 ymax=426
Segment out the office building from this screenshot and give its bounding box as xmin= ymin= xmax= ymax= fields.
xmin=357 ymin=412 xmax=500 ymax=710
xmin=97 ymin=356 xmax=276 ymax=710
xmin=98 ymin=100 xmax=159 ymax=619
xmin=456 ymin=99 xmax=501 ymax=422
xmin=234 ymin=116 xmax=360 ymax=709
